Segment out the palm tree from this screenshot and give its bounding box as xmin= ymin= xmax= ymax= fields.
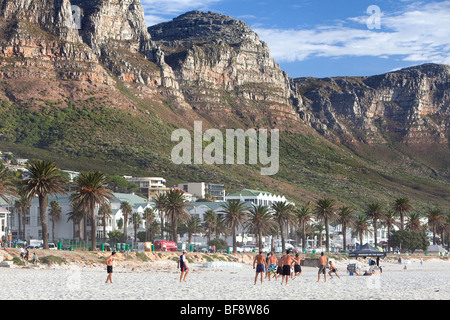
xmin=22 ymin=160 xmax=67 ymax=249
xmin=246 ymin=205 xmax=274 ymax=251
xmin=185 ymin=216 xmax=203 ymax=245
xmin=154 ymin=192 xmax=168 ymax=240
xmin=406 ymin=212 xmax=423 ymax=232
xmin=353 ymin=215 xmax=370 ymax=246
xmin=98 ymin=203 xmax=112 ymax=242
xmin=130 ymin=212 xmax=142 ymax=248
xmin=426 ymin=208 xmax=442 ymax=245
xmin=295 ymin=204 xmax=312 ymax=252
xmin=203 ymin=209 xmax=218 ymax=244
xmin=67 ymin=200 xmax=84 ymax=240
xmin=314 ymin=198 xmax=336 ymax=252
xmin=272 ymin=201 xmax=295 ymax=253
xmin=120 ymin=201 xmax=132 ymax=241
xmin=365 ymin=202 xmax=384 ymax=247
xmin=336 ymin=206 xmax=355 ymax=252
xmin=393 ymin=197 xmax=412 ymax=230
xmin=71 ymin=171 xmax=113 ymax=251
xmin=220 ymin=200 xmax=248 ymax=253
xmin=313 ymin=222 xmax=325 ymax=248
xmin=382 ymin=210 xmax=400 ymax=252
xmin=0 ymin=165 xmax=19 ymax=205
xmin=142 ymin=207 xmax=156 ymax=241
xmin=14 ymin=197 xmax=25 ymax=240
xmin=164 ymin=189 xmax=191 ymax=243
xmin=49 ymin=200 xmax=61 ymax=241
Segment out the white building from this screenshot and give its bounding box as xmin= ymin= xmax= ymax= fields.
xmin=125 ymin=176 xmax=169 ymax=200
xmin=0 ymin=207 xmax=10 ymax=242
xmin=225 ymin=189 xmax=288 ymax=207
xmin=178 ymin=182 xmax=225 ymax=201
xmin=2 ymin=193 xmax=154 ymax=242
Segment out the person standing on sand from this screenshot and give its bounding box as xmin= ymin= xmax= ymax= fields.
xmin=105 ymin=251 xmax=116 ymax=284
xmin=266 ymin=252 xmax=278 ymax=281
xmin=317 ymin=252 xmax=328 ymax=282
xmin=281 ymin=250 xmax=294 ymax=286
xmin=276 ymin=254 xmax=284 ymax=281
xmin=253 ymin=251 xmax=267 ymax=285
xmin=177 ymin=250 xmax=189 ymax=282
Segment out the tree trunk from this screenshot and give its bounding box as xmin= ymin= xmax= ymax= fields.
xmin=91 ymin=202 xmax=96 ymax=251
xmin=232 ymin=229 xmax=237 ymax=253
xmin=342 ymin=224 xmax=347 ymax=253
xmin=325 ymin=217 xmax=330 ymax=253
xmin=39 ymin=195 xmax=49 ymax=249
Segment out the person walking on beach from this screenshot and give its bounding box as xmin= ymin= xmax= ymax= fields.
xmin=317 ymin=252 xmax=328 ymax=283
xmin=253 ymin=251 xmax=267 ymax=285
xmin=33 ymin=252 xmax=38 ymax=264
xmin=177 ymin=250 xmax=189 ymax=283
xmin=292 ymin=253 xmax=304 ymax=280
xmin=328 ymin=260 xmax=340 ymax=279
xmin=276 ymin=255 xmax=283 ymax=281
xmin=266 ymin=252 xmax=278 ymax=281
xmin=281 ymin=250 xmax=294 ymax=286
xmin=105 ymin=251 xmax=116 ymax=284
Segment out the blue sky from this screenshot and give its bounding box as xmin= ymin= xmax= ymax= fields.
xmin=141 ymin=0 xmax=450 ymax=78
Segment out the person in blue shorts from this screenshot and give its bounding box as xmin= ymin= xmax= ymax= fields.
xmin=253 ymin=251 xmax=267 ymax=285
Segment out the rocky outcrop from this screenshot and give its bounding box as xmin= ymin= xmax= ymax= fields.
xmin=295 ymin=64 xmax=450 ymax=145
xmin=0 ymin=0 xmax=448 ymax=144
xmin=149 ymin=11 xmax=300 ymax=126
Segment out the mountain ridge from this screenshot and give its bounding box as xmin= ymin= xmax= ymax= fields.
xmin=0 ymin=1 xmax=449 ymax=210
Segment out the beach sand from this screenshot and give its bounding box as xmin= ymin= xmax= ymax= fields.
xmin=0 ymin=255 xmax=448 ymax=300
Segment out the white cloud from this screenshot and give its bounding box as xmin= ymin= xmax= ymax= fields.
xmin=141 ymin=0 xmax=221 ymax=25
xmin=254 ymin=1 xmax=450 ymax=65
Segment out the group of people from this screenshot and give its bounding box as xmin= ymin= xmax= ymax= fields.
xmin=253 ymin=250 xmax=340 ymax=285
xmin=104 ymin=249 xmax=341 ymax=285
xmin=19 ymin=247 xmax=38 ymax=264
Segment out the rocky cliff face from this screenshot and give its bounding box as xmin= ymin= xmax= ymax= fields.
xmin=148 ymin=11 xmax=300 ymax=127
xmin=0 ymin=0 xmax=448 ymax=145
xmin=295 ymin=64 xmax=450 ymax=146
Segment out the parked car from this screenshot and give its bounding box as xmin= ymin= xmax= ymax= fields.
xmin=242 ymin=245 xmax=255 ymax=253
xmin=48 ymin=243 xmax=57 ymax=250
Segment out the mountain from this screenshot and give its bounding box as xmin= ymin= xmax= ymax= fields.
xmin=0 ymin=1 xmax=449 ymax=211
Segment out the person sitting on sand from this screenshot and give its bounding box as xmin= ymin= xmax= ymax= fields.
xmin=328 ymin=260 xmax=341 ymax=279
xmin=253 ymin=251 xmax=267 ymax=285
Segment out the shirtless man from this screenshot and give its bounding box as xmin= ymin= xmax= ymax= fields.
xmin=253 ymin=251 xmax=267 ymax=285
xmin=328 ymin=260 xmax=341 ymax=279
xmin=105 ymin=251 xmax=116 ymax=284
xmin=281 ymin=250 xmax=294 ymax=286
xmin=266 ymin=252 xmax=278 ymax=281
xmin=292 ymin=253 xmax=305 ymax=280
xmin=317 ymin=252 xmax=328 ymax=282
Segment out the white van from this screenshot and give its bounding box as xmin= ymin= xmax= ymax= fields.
xmin=48 ymin=243 xmax=57 ymax=250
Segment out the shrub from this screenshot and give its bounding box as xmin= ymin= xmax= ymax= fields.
xmin=40 ymin=255 xmax=67 ymax=266
xmin=390 ymin=230 xmax=428 ymax=253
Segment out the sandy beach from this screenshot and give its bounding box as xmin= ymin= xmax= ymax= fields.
xmin=0 ymin=249 xmax=449 ymax=301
